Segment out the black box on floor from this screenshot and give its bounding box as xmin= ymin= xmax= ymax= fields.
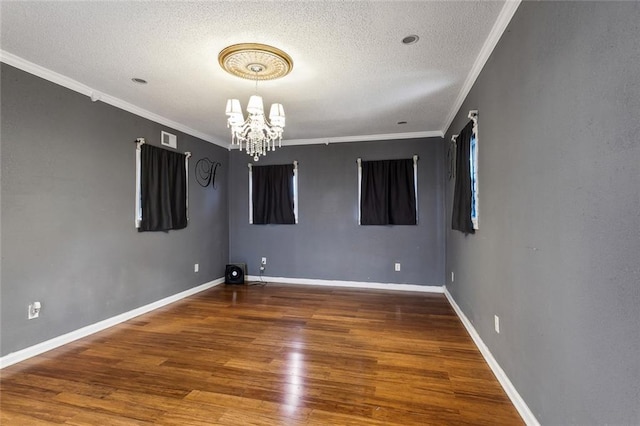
xmin=225 ymin=263 xmax=246 ymax=284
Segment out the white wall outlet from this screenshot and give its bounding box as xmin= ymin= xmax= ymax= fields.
xmin=194 ymin=263 xmax=199 ymax=273
xmin=28 ymin=302 xmax=41 ymax=320
xmin=261 ymin=257 xmax=267 ymax=265
xmin=394 ymin=262 xmax=401 ymax=272
xmin=451 ymin=272 xmax=455 ymax=282
xmin=494 ymin=315 xmax=500 ymax=334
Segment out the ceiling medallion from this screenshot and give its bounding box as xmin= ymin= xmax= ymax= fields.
xmin=218 ymin=43 xmax=293 ymax=81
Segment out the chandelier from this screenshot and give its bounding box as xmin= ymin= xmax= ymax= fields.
xmin=219 ymin=43 xmax=293 ymax=161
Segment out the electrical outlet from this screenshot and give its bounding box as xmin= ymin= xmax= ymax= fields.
xmin=394 ymin=262 xmax=401 ymax=272
xmin=261 ymin=257 xmax=267 ymax=265
xmin=494 ymin=315 xmax=500 ymax=334
xmin=194 ymin=263 xmax=199 ymax=273
xmin=451 ymin=272 xmax=455 ymax=282
xmin=28 ymin=302 xmax=41 ymax=320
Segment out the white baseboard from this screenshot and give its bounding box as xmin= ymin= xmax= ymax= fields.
xmin=443 ymin=286 xmax=540 ymax=426
xmin=0 ymin=278 xmax=225 ymax=369
xmin=247 ymin=275 xmax=444 ymax=294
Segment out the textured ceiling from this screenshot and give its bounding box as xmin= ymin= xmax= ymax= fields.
xmin=0 ymin=1 xmax=512 ymax=147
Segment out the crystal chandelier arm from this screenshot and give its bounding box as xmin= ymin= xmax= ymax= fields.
xmin=226 ymin=94 xmax=285 ymax=160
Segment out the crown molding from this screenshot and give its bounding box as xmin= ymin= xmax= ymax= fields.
xmin=441 ymin=0 xmax=522 ymax=134
xmin=226 ymin=130 xmax=443 ymax=150
xmin=0 ymin=50 xmax=228 ymax=148
xmin=2 ymin=49 xmax=440 ymax=150
xmin=281 ymin=130 xmax=444 ymax=147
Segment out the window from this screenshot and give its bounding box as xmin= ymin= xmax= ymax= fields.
xmin=249 ymin=162 xmax=298 ymax=224
xmin=451 ymin=110 xmax=478 ymax=234
xmin=135 ymin=139 xmax=190 ymax=231
xmin=358 ymin=156 xmax=418 ymax=225
xmin=470 ymin=131 xmax=479 ymax=229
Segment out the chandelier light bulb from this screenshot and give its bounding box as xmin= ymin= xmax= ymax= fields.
xmin=225 ymin=99 xmax=244 ymax=125
xmin=246 ymin=95 xmax=265 ymax=115
xmin=269 ymin=103 xmax=285 ymax=127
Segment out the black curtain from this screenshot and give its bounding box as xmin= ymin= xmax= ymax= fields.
xmin=451 ymin=120 xmax=475 ymax=234
xmin=139 ymin=144 xmax=187 ymax=232
xmin=252 ymin=164 xmax=295 ymax=224
xmin=361 ymin=159 xmax=416 ymax=225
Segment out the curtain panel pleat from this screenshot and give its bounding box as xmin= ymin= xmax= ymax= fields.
xmin=451 ymin=120 xmax=475 ymax=234
xmin=252 ymin=164 xmax=295 ymax=224
xmin=361 ymin=159 xmax=416 ymax=225
xmin=139 ymin=144 xmax=187 ymax=232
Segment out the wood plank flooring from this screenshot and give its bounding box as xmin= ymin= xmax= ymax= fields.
xmin=1 ymin=284 xmax=523 ymax=425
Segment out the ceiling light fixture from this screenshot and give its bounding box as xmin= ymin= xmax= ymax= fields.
xmin=219 ymin=43 xmax=293 ymax=161
xmin=402 ymin=35 xmax=419 ymax=45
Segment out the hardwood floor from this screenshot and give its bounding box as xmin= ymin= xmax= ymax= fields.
xmin=1 ymin=284 xmax=523 ymax=425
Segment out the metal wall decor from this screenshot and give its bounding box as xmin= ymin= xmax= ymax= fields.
xmin=195 ymin=157 xmax=222 ymax=189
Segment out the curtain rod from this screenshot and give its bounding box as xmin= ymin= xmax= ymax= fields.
xmin=248 ymin=160 xmax=297 ymax=170
xmin=135 ymin=137 xmax=190 ymax=157
xmin=357 ymin=155 xmax=419 ymax=164
xmin=451 ymin=110 xmax=478 ymax=143
xmin=469 ymin=110 xmax=478 ymax=135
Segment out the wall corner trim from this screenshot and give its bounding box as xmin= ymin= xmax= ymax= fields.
xmin=247 ymin=276 xmax=444 ymax=293
xmin=440 ymin=0 xmax=522 ymax=134
xmin=443 ymin=286 xmax=540 ymax=426
xmin=0 ymin=278 xmax=225 ymax=370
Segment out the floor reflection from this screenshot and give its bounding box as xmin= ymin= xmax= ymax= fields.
xmin=284 ymin=344 xmax=305 ymax=414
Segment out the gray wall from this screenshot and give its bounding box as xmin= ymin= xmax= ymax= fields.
xmin=445 ymin=2 xmax=639 ymax=424
xmin=1 ymin=64 xmax=229 ymax=357
xmin=229 ymin=139 xmax=445 ymax=285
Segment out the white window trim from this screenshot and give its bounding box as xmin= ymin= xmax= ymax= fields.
xmin=357 ymin=158 xmax=362 ymax=225
xmin=293 ymin=161 xmax=299 ymax=223
xmin=469 ymin=110 xmax=479 ymax=230
xmin=135 ymin=138 xmax=144 ymax=228
xmin=413 ymin=154 xmax=419 ymax=224
xmin=248 ymin=161 xmax=298 ymax=224
xmin=135 ymin=138 xmax=190 ymax=228
xmin=357 ymin=156 xmax=419 ymax=225
xmin=185 ymin=152 xmax=191 ymax=222
xmin=248 ymin=163 xmax=253 ymax=224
